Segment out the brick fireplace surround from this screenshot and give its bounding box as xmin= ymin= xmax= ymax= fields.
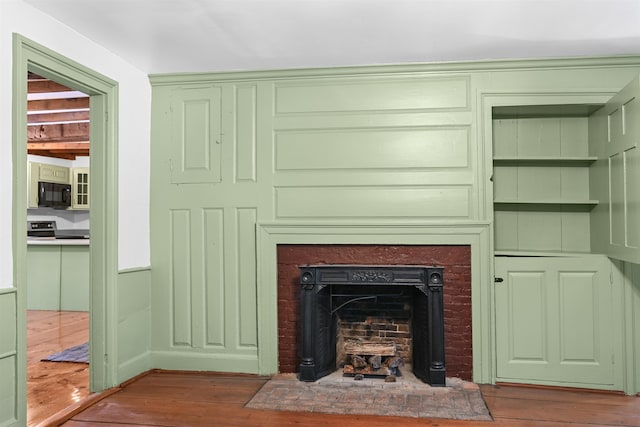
xmin=277 ymin=244 xmax=472 ymax=381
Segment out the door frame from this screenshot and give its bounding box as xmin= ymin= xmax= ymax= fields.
xmin=12 ymin=34 xmax=119 ymax=422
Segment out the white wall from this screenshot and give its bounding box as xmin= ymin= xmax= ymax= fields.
xmin=0 ymin=0 xmax=151 ymax=283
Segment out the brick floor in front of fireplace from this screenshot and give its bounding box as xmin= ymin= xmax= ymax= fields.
xmin=245 ymin=366 xmax=492 ymax=421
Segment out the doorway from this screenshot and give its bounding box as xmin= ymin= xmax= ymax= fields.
xmin=25 ymin=71 xmax=91 ymax=424
xmin=13 ymin=34 xmax=119 ymax=426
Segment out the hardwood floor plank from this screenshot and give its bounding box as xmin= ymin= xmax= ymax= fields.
xmin=481 ymin=384 xmax=630 ymax=405
xmin=485 ymin=394 xmax=640 ymax=426
xmin=27 ymin=310 xmax=90 ymax=427
xmin=119 ymin=374 xmax=268 ymax=404
xmin=59 ymin=371 xmax=640 ymax=427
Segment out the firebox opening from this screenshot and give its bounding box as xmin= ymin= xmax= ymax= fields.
xmin=298 ymin=264 xmax=446 ymax=386
xmin=335 ymin=285 xmax=413 ymax=376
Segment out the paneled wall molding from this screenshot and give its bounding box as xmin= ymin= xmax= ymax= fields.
xmin=150 ymin=55 xmax=640 ymax=85
xmin=151 ymin=57 xmax=640 ymax=394
xmin=256 ymin=222 xmax=492 ymax=383
xmin=0 ymin=290 xmax=17 ymax=426
xmin=149 ymin=55 xmax=640 ymax=85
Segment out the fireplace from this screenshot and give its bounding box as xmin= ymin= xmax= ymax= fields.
xmin=298 ymin=264 xmax=446 ymax=386
xmin=276 ymin=244 xmax=473 ymax=382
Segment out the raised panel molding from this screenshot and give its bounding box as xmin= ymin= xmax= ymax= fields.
xmin=236 ymin=208 xmax=258 ymax=348
xmin=275 ymin=186 xmax=471 ymax=219
xmin=170 ymin=210 xmax=192 ymax=346
xmin=559 ymin=272 xmax=598 ymax=363
xmin=274 ymin=76 xmax=469 ymax=114
xmin=0 ymin=290 xmax=17 ymax=425
xmin=203 ymin=209 xmax=226 ymax=348
xmin=170 ymin=86 xmax=222 ymax=184
xmin=0 ymin=357 xmax=16 ymax=426
xmin=235 ymin=85 xmax=257 ymax=182
xmin=275 ymin=127 xmax=470 ymax=171
xmin=506 ymin=272 xmax=547 ymax=362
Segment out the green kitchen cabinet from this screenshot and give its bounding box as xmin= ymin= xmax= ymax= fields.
xmin=26 ymin=244 xmax=90 ymax=311
xmin=60 ymin=246 xmax=90 ymax=311
xmin=26 ymin=246 xmax=61 ymax=310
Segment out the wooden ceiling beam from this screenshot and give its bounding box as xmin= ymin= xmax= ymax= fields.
xmin=27 ymin=79 xmax=74 ymax=93
xmin=28 ymin=97 xmax=90 ymax=111
xmin=27 ymin=74 xmax=90 ymax=159
xmin=28 ymin=110 xmax=90 ymax=124
xmin=28 ymin=122 xmax=89 ymax=142
xmin=27 ymin=142 xmax=90 ymax=160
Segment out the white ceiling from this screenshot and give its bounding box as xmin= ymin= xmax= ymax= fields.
xmin=23 ymin=0 xmax=640 ymax=74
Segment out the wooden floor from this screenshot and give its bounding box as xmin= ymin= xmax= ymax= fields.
xmin=27 ymin=310 xmax=90 ymax=426
xmin=28 ymin=311 xmax=640 ymax=427
xmin=53 ymin=371 xmax=638 ymax=427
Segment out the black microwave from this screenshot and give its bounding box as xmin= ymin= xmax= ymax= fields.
xmin=38 ymin=181 xmax=71 ymax=209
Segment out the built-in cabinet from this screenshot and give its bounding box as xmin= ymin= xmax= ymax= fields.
xmin=493 ymin=114 xmax=598 ymax=255
xmin=26 ymin=244 xmax=90 ymax=311
xmin=492 ymin=76 xmax=640 ymax=391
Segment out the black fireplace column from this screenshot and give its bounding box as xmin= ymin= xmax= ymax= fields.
xmin=298 ymin=265 xmax=446 ymax=386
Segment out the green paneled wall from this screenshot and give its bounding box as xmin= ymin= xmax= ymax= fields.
xmin=621 ymin=261 xmax=640 ymax=393
xmin=0 ymin=290 xmax=17 ymax=427
xmin=149 ymin=57 xmax=640 ymax=392
xmin=117 ymin=268 xmax=152 ymax=383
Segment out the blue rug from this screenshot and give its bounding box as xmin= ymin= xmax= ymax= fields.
xmin=42 ymin=342 xmax=89 ymax=363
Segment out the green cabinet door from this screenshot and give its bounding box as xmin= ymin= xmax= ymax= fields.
xmin=590 ymin=76 xmax=640 ymax=263
xmin=26 ymin=246 xmax=62 ymax=310
xmin=170 ymin=86 xmax=222 ymax=184
xmin=60 ymin=246 xmax=90 ymax=311
xmin=27 ymin=245 xmax=89 ymax=311
xmin=495 ymin=255 xmax=618 ymax=390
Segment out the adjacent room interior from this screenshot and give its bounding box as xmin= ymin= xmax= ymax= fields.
xmin=25 ymin=72 xmax=90 ymax=424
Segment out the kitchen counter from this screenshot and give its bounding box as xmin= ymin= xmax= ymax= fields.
xmin=27 ymin=237 xmax=90 ymax=246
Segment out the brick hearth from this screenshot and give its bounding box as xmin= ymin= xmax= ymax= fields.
xmin=277 ymin=244 xmax=472 ymax=381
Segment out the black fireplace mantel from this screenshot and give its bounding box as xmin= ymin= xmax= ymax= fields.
xmin=298 ymin=264 xmax=446 ymax=386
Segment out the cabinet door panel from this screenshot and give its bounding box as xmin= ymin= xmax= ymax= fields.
xmin=27 ymin=246 xmax=61 ymax=310
xmin=71 ymin=167 xmax=90 ymax=210
xmin=60 ymin=246 xmax=90 ymax=311
xmin=590 ymin=76 xmax=640 ymax=262
xmin=38 ymin=163 xmax=70 ymax=184
xmin=170 ymin=86 xmax=222 ymax=184
xmin=495 ymin=256 xmax=616 ymax=389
